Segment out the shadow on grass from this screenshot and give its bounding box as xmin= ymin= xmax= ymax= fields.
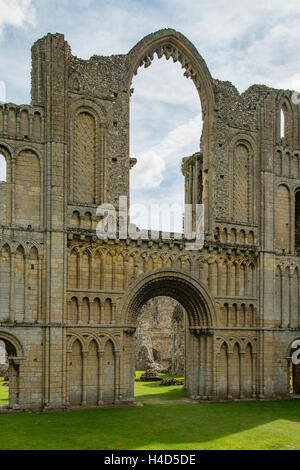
xmin=0 ymin=399 xmax=300 ymax=450
xmin=0 ymin=372 xmax=300 ymax=450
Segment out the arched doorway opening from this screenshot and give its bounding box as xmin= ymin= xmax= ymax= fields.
xmin=0 ymin=332 xmax=24 ymax=408
xmin=120 ymin=268 xmax=216 ymax=401
xmin=134 ymin=296 xmax=187 ymax=401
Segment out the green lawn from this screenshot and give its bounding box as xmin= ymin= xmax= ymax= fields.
xmin=0 ymin=372 xmax=299 ymax=450
xmin=0 ymin=378 xmax=8 ymax=406
xmin=134 ymin=369 xmax=186 ymax=401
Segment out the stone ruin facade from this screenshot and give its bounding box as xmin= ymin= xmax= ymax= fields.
xmin=135 ymin=297 xmax=185 ymax=375
xmin=0 ymin=29 xmax=299 ymax=410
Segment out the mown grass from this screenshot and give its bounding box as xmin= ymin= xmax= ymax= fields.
xmin=134 ymin=369 xmax=186 ymax=401
xmin=0 ymin=372 xmax=299 ymax=450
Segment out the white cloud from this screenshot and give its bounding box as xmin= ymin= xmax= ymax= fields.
xmin=130 ymin=114 xmax=202 ymax=190
xmin=2 ymin=0 xmax=300 ymax=231
xmin=0 ymin=0 xmax=36 ymax=35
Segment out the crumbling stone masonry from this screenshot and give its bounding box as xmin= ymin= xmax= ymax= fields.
xmin=0 ymin=29 xmax=299 ymax=409
xmin=134 ymin=297 xmax=185 ymax=374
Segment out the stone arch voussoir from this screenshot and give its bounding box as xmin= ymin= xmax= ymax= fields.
xmin=119 ymin=268 xmax=217 ymax=328
xmin=0 ymin=331 xmax=25 ymax=358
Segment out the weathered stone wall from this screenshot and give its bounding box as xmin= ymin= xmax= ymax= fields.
xmin=171 ymin=305 xmax=185 ymax=376
xmin=0 ymin=29 xmax=299 ymax=410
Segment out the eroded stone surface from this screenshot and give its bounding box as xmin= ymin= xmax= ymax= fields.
xmin=0 ymin=29 xmax=299 ymax=410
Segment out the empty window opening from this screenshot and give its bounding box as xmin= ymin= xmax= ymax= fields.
xmin=130 ymin=56 xmax=202 ymax=234
xmin=280 ymin=105 xmax=288 ymax=141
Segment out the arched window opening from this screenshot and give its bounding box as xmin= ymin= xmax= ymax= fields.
xmin=280 ymin=104 xmax=289 ymax=143
xmin=130 ymin=55 xmax=202 ymax=235
xmin=295 ymin=191 xmax=300 ymax=253
xmin=0 ymin=153 xmax=7 ymax=182
xmin=280 ymin=108 xmax=285 ymax=139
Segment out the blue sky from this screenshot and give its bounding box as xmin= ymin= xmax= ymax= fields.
xmin=1 ymin=0 xmax=300 ymax=231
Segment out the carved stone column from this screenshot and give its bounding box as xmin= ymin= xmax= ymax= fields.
xmin=251 ymin=352 xmax=257 ymax=398
xmin=198 ymin=334 xmax=205 ymax=399
xmin=89 ymin=300 xmax=94 ymax=324
xmin=227 ymin=351 xmax=233 ymax=400
xmin=77 ymin=252 xmax=81 ymax=289
xmin=239 ymin=351 xmax=245 ymax=399
xmin=114 ymin=350 xmax=121 ymax=403
xmin=37 ymin=254 xmax=43 ymax=323
xmin=97 ymin=350 xmax=104 ymax=405
xmin=112 ymin=255 xmax=117 ymax=290
xmin=66 ymin=299 xmax=71 ymax=323
xmin=65 ymin=350 xmax=71 ymax=406
xmin=78 ymin=299 xmax=82 ymax=324
xmin=10 ymin=249 xmax=16 ymax=322
xmin=214 ymin=352 xmax=220 ymax=399
xmin=244 ymin=266 xmax=249 ymax=297
xmin=112 ymin=301 xmax=116 ymax=324
xmin=81 ymin=350 xmax=88 ymax=406
xmin=100 ymin=301 xmax=104 ymax=324
xmin=236 ymin=264 xmax=241 ymax=296
xmin=100 ymin=255 xmax=105 ymax=290
xmin=24 ymin=252 xmax=29 ymax=322
xmin=206 ymin=332 xmax=213 ymax=399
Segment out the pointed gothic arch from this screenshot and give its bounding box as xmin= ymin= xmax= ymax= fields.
xmin=125 ymin=29 xmax=216 ymax=235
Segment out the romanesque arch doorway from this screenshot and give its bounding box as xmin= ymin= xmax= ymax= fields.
xmin=120 ymin=268 xmax=216 ymax=401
